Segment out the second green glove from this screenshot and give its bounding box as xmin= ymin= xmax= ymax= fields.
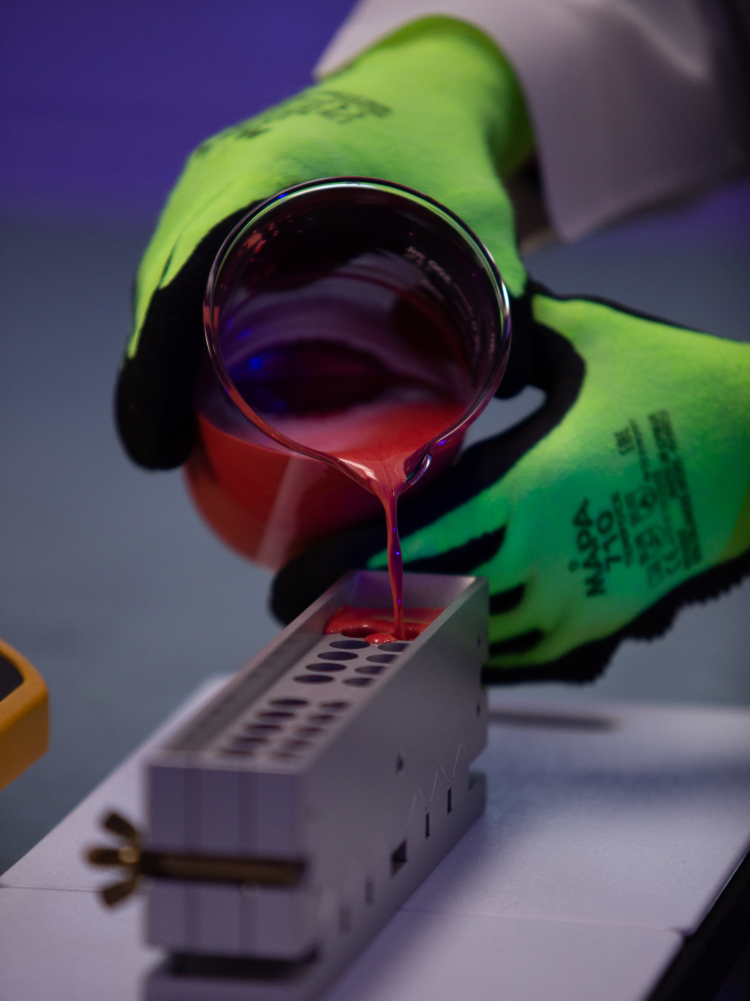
xmin=274 ymin=285 xmax=750 ymax=681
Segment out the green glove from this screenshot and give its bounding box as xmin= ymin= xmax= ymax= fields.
xmin=273 ymin=287 xmax=750 ymax=681
xmin=116 ymin=17 xmax=532 ymax=468
xmin=118 ymin=12 xmax=750 ymax=683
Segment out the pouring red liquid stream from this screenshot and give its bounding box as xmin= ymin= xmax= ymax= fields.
xmin=219 ymin=338 xmax=468 ymax=640
xmin=220 ymin=339 xmax=467 ymax=641
xmin=326 ymin=399 xmax=464 ymax=639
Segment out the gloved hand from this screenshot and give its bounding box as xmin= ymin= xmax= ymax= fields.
xmin=273 ymin=286 xmax=750 ymax=682
xmin=116 ymin=16 xmax=532 ymax=468
xmin=118 ymin=13 xmax=750 ymax=683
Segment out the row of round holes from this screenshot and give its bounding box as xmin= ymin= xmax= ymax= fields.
xmin=221 ymin=698 xmax=352 ymax=758
xmin=220 ymin=637 xmax=410 ymax=758
xmin=294 ymin=638 xmax=409 ymax=687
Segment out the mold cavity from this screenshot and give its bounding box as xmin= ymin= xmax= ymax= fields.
xmin=447 ymin=788 xmax=453 ymax=814
xmin=425 ymin=813 xmax=430 ymax=838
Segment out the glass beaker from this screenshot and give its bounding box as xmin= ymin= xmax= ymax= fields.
xmin=200 ymin=177 xmax=511 ymax=635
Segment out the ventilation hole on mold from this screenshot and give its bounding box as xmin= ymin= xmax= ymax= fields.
xmin=391 ymin=841 xmax=407 ymax=875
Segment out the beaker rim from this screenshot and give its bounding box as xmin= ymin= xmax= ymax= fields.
xmin=204 ymin=176 xmax=511 ymax=486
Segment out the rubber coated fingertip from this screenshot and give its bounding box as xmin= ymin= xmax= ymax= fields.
xmin=489 ymin=585 xmax=525 ymax=614
xmin=489 ymin=630 xmax=544 ymax=657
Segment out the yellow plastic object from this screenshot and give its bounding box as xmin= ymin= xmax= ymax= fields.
xmin=0 ymin=638 xmax=48 ymax=791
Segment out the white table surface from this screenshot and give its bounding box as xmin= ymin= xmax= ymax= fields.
xmin=2 ymin=680 xmax=750 ymax=1001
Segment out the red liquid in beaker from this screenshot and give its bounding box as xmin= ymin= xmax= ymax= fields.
xmin=205 ymin=183 xmax=510 ymax=637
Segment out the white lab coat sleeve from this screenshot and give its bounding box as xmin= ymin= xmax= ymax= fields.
xmin=315 ymin=0 xmax=749 ymax=241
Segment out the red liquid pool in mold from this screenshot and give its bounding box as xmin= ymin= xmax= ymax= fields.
xmin=324 ymin=605 xmax=444 ymax=642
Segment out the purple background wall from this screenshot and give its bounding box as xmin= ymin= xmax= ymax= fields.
xmin=0 ymin=0 xmax=355 ymax=221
